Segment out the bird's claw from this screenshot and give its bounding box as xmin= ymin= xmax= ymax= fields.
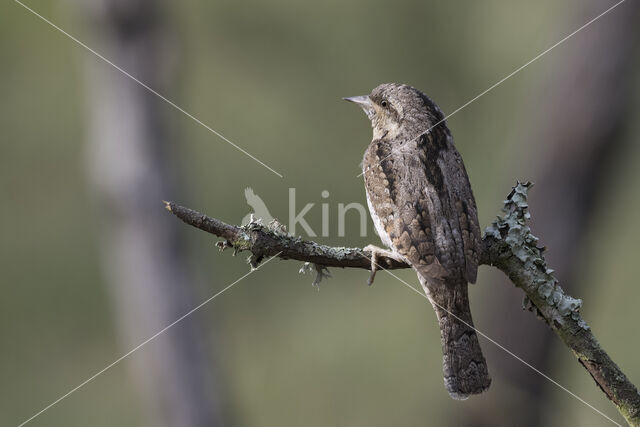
xmin=367 ymin=251 xmax=378 ymax=286
xmin=364 ymin=244 xmax=386 ymax=286
xmin=364 ymin=245 xmax=404 ymax=286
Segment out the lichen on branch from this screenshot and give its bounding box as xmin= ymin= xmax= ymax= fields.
xmin=482 ymin=183 xmax=640 ymax=425
xmin=483 ymin=183 xmax=586 ymax=324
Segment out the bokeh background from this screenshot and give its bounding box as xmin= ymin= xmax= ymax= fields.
xmin=2 ymin=0 xmax=639 ymax=426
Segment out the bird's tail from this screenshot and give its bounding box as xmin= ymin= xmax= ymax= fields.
xmin=418 ymin=273 xmax=491 ymax=400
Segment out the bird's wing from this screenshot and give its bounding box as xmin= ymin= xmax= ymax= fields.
xmin=437 ymin=139 xmax=481 ymax=283
xmin=364 ymin=136 xmax=447 ymax=282
xmin=363 ymin=130 xmax=480 ymax=285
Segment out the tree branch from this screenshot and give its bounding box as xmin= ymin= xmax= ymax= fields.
xmin=163 ymin=183 xmax=640 ymax=425
xmin=162 ymin=202 xmax=408 ymax=271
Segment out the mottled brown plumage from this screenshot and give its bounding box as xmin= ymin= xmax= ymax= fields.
xmin=346 ymin=83 xmax=490 ymax=399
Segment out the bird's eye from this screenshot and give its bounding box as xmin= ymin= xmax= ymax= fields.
xmin=380 ymin=100 xmax=388 ymax=108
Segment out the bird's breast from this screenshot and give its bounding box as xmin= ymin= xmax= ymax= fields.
xmin=365 ymin=189 xmax=394 ymax=249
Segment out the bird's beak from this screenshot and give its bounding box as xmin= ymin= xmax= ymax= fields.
xmin=343 ymin=95 xmax=375 ymax=120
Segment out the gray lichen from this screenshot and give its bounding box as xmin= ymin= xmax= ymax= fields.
xmin=299 ymin=262 xmax=332 ymax=287
xmin=484 ymin=182 xmax=586 ymax=329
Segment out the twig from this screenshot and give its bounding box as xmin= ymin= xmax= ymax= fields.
xmin=163 ymin=201 xmax=408 ymax=271
xmin=163 ymin=183 xmax=640 ymax=425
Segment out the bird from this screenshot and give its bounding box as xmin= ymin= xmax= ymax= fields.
xmin=345 ymin=83 xmax=491 ymax=399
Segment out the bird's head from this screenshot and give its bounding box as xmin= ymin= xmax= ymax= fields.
xmin=344 ymin=83 xmax=446 ymax=141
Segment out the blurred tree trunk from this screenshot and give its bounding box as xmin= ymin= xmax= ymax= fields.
xmin=471 ymin=2 xmax=640 ymax=426
xmin=81 ymin=1 xmax=221 ymax=426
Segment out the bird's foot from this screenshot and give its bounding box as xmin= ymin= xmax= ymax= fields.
xmin=363 ymin=245 xmax=403 ymax=286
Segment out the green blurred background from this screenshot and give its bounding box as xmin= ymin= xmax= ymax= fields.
xmin=2 ymin=0 xmax=639 ymax=426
